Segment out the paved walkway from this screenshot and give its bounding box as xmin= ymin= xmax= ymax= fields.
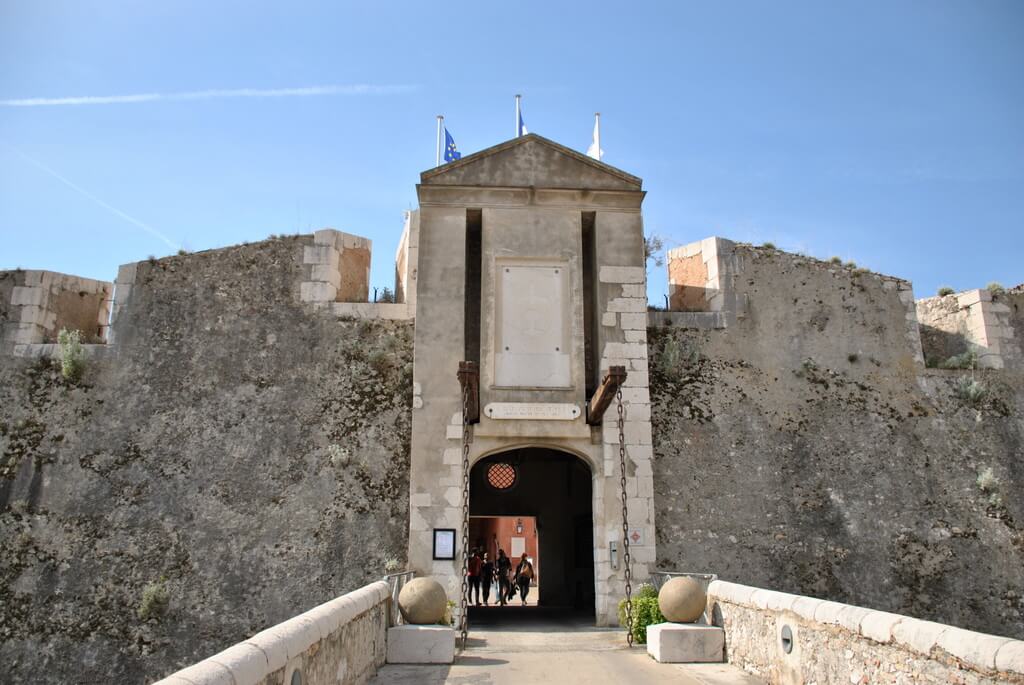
xmin=370 ymin=608 xmax=764 ymax=685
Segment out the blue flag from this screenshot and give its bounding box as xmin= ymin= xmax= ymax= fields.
xmin=444 ymin=128 xmax=461 ymax=162
xmin=518 ymin=111 xmax=528 ymax=137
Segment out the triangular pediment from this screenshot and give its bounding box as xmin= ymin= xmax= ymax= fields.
xmin=420 ymin=134 xmax=641 ymax=191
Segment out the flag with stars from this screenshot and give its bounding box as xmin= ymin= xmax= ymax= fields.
xmin=444 ymin=128 xmax=461 ymax=162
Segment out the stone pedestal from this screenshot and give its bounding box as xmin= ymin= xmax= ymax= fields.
xmin=646 ymin=623 xmax=724 ymax=663
xmin=386 ymin=625 xmax=455 ymax=664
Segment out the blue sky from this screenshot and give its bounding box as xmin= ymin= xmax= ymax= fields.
xmin=1 ymin=1 xmax=1022 ymax=304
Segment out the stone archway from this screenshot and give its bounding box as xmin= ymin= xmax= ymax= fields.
xmin=469 ymin=447 xmax=595 ymax=613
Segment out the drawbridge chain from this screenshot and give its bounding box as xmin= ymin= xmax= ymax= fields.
xmin=617 ymin=387 xmax=634 ymax=647
xmin=459 ymin=374 xmax=472 ymax=651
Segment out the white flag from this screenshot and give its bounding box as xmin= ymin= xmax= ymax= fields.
xmin=586 ymin=115 xmax=603 ymax=160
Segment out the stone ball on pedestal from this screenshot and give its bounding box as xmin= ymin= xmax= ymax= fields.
xmin=397 ymin=578 xmax=448 ymax=625
xmin=658 ymin=577 xmax=707 ymax=623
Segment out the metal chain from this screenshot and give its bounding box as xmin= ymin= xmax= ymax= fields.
xmin=617 ymin=388 xmax=634 ymax=647
xmin=459 ymin=383 xmax=471 ymax=651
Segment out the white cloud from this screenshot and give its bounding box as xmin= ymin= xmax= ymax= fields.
xmin=0 ymin=84 xmax=418 ymax=107
xmin=3 ymin=144 xmax=178 ymax=249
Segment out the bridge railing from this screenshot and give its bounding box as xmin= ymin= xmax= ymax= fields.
xmin=383 ymin=570 xmax=415 ymax=627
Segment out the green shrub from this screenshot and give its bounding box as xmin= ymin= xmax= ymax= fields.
xmin=976 ymin=466 xmax=999 ymax=492
xmin=138 ymin=580 xmax=170 ymax=621
xmin=937 ymin=286 xmax=955 ymax=297
xmin=954 ymin=377 xmax=987 ymax=408
xmin=617 ymin=595 xmax=665 ymax=644
xmin=844 ymin=260 xmax=857 ymax=269
xmin=987 ymin=282 xmax=1005 ymax=296
xmin=761 ymin=241 xmax=776 ymax=250
xmin=635 ymin=582 xmax=659 ymax=600
xmin=439 ymin=599 xmax=456 ymax=626
xmin=57 ymin=328 xmax=85 ymax=382
xmin=829 ymin=256 xmax=842 ymax=264
xmin=940 ymin=350 xmax=977 ymax=370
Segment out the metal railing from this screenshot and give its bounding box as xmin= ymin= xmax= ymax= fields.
xmin=383 ymin=570 xmax=415 ymax=627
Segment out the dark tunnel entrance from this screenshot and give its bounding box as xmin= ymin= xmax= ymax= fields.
xmin=468 ymin=447 xmax=595 ymax=621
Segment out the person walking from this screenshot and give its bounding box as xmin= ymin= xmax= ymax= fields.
xmin=467 ymin=549 xmax=482 ymax=606
xmin=515 ymin=553 xmax=534 ymax=606
xmin=480 ymin=552 xmax=494 ymax=606
xmin=496 ymin=549 xmax=512 ymax=606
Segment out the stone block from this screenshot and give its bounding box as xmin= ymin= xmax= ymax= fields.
xmin=300 ymin=281 xmax=337 ymax=303
xmin=860 ymin=610 xmax=903 ymax=643
xmin=996 ymin=641 xmax=1024 ymax=673
xmin=303 ymin=245 xmax=340 ymax=267
xmin=11 ymin=286 xmax=45 ymax=306
xmin=891 ymin=618 xmax=948 ymax=656
xmin=166 ymin=660 xmax=234 ymax=685
xmin=386 ymin=625 xmax=455 ymax=664
xmin=314 ymin=228 xmax=340 ymax=247
xmin=621 ymin=283 xmax=646 ymax=298
xmin=836 ymin=604 xmax=871 ymax=633
xmin=619 ymin=312 xmax=647 ymax=330
xmin=646 ymin=623 xmax=724 ymax=663
xmin=310 ymin=263 xmax=341 ymax=288
xmin=956 ymin=289 xmax=990 ymax=307
xmin=624 ymin=329 xmax=647 ymax=343
xmin=607 ymin=297 xmax=647 ymax=313
xmin=599 ymin=266 xmax=645 ymax=284
xmin=603 ymin=342 xmax=646 ymax=359
xmin=602 ymin=312 xmax=617 ymax=327
xmin=936 ymin=626 xmax=1011 ymax=671
xmin=791 ymin=596 xmax=823 ymax=621
xmin=208 ymin=643 xmax=269 ymax=684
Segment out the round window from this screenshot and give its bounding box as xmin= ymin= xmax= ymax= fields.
xmin=486 ymin=463 xmax=517 ymax=490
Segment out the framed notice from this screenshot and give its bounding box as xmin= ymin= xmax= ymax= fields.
xmin=433 ymin=528 xmax=456 ymax=560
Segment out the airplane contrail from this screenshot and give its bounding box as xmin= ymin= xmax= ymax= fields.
xmin=0 ymin=84 xmax=418 ymax=107
xmin=2 ymin=143 xmax=178 ymax=250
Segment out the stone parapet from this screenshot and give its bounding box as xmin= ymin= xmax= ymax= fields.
xmin=152 ymin=580 xmax=390 ymax=685
xmin=917 ymin=288 xmax=1021 ymax=370
xmin=300 ymin=228 xmax=373 ymax=306
xmin=0 ymin=269 xmax=112 ymax=353
xmin=707 ymin=579 xmax=1024 ymax=684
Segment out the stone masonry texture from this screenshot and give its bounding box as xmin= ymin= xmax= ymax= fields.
xmin=648 ymin=246 xmax=1024 ymax=641
xmin=0 ymin=237 xmax=412 ymax=684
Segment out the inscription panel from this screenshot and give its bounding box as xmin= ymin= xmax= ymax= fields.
xmin=484 ymin=402 xmax=581 ymax=421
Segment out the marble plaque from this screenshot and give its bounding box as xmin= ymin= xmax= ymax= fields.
xmin=484 ymin=402 xmax=581 ymax=421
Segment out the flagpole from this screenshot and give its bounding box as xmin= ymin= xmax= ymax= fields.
xmin=436 ymin=115 xmax=443 ymax=167
xmin=595 ymin=112 xmax=601 ymax=161
xmin=515 ymin=94 xmax=521 ymax=138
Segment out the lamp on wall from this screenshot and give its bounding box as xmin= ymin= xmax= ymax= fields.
xmin=515 ymin=518 xmax=524 ymax=534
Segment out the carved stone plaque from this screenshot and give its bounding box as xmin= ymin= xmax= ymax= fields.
xmin=484 ymin=402 xmax=581 ymax=421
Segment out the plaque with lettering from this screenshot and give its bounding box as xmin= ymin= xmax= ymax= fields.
xmin=484 ymin=403 xmax=581 ymax=421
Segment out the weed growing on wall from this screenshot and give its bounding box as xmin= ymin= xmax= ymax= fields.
xmin=976 ymin=467 xmax=1003 ymax=507
xmin=138 ymin=579 xmax=170 ymax=621
xmin=761 ymin=241 xmax=777 ymax=250
xmin=987 ymin=282 xmax=1006 ymax=296
xmin=829 ymin=256 xmax=842 ymax=264
xmin=940 ymin=350 xmax=978 ymax=370
xmin=954 ymin=377 xmax=987 ymax=408
xmin=57 ymin=328 xmax=85 ymax=383
xmin=937 ymin=286 xmax=955 ymax=296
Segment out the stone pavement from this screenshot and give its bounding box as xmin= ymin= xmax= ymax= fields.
xmin=369 ymin=608 xmax=764 ymax=685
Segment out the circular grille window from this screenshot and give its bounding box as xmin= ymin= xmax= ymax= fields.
xmin=487 ymin=463 xmax=517 ymax=490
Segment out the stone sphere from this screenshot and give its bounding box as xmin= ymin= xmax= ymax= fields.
xmin=397 ymin=578 xmax=448 ymax=625
xmin=658 ymin=577 xmax=707 ymax=623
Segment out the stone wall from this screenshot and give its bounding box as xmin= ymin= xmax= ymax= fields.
xmin=917 ymin=288 xmax=1022 ymax=370
xmin=0 ymin=269 xmax=112 ymax=353
xmin=0 ymin=237 xmax=413 ymax=684
xmin=707 ymin=580 xmax=1024 ymax=684
xmin=153 ymin=580 xmax=389 ymax=685
xmin=649 ymin=243 xmax=1024 ymax=641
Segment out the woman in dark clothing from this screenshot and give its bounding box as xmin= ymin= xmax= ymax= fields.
xmin=515 ymin=553 xmax=534 ymax=606
xmin=480 ymin=553 xmax=495 ymax=606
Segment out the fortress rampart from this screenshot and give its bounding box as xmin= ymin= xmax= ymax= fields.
xmin=0 ymin=226 xmax=1021 ymax=682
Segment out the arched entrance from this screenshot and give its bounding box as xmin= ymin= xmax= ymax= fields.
xmin=468 ymin=447 xmax=595 ymax=616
